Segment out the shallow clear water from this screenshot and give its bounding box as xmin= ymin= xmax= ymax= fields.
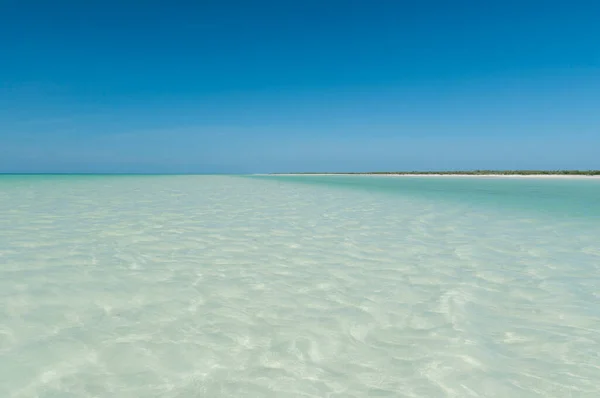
xmin=1 ymin=175 xmax=599 ymax=397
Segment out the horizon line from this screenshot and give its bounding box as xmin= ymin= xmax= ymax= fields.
xmin=2 ymin=169 xmax=600 ymax=176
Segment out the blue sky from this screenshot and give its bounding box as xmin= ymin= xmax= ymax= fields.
xmin=1 ymin=0 xmax=599 ymax=173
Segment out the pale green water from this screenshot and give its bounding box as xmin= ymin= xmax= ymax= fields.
xmin=1 ymin=175 xmax=599 ymax=397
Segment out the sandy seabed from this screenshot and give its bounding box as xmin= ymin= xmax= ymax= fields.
xmin=1 ymin=175 xmax=599 ymax=397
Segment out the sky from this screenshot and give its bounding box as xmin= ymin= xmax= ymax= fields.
xmin=1 ymin=0 xmax=599 ymax=173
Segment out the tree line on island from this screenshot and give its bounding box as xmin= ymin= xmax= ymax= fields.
xmin=279 ymin=170 xmax=600 ymax=176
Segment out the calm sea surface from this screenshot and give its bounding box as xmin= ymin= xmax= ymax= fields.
xmin=1 ymin=175 xmax=599 ymax=397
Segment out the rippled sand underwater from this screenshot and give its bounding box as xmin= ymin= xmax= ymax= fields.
xmin=1 ymin=175 xmax=599 ymax=397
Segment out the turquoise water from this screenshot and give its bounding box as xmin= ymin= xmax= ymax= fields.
xmin=260 ymin=175 xmax=600 ymax=219
xmin=1 ymin=175 xmax=599 ymax=397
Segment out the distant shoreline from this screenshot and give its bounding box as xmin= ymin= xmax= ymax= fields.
xmin=266 ymin=171 xmax=600 ymax=179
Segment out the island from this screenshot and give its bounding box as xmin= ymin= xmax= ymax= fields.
xmin=269 ymin=170 xmax=600 ymax=177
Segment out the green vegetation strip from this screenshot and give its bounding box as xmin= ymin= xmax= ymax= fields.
xmin=275 ymin=170 xmax=600 ymax=176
